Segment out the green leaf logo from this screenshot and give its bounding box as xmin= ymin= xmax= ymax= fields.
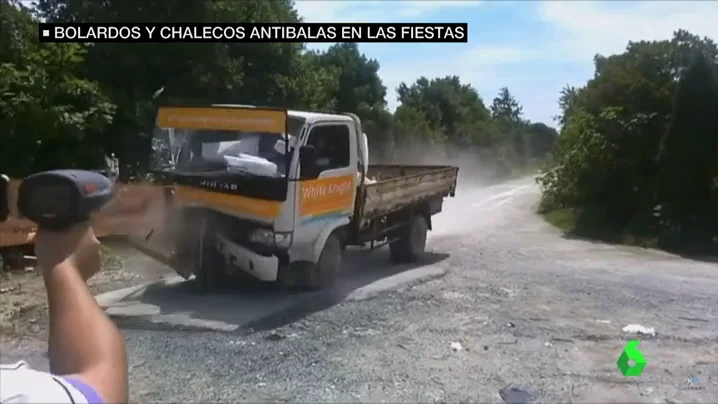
xmin=617 ymin=340 xmax=647 ymax=376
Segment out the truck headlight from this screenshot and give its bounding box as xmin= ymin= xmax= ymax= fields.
xmin=249 ymin=229 xmax=293 ymax=249
xmin=273 ymin=232 xmax=293 ymax=248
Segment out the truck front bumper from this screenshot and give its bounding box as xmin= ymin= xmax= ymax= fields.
xmin=216 ymin=234 xmax=279 ymax=281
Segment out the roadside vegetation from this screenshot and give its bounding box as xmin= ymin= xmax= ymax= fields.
xmin=1 ymin=0 xmax=714 ymax=257
xmin=1 ymin=0 xmax=556 ymax=182
xmin=538 ymin=31 xmax=718 ymax=258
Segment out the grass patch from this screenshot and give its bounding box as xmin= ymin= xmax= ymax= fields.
xmin=541 ymin=206 xmax=655 ymax=246
xmin=621 ymin=233 xmax=659 ymax=249
xmin=542 ymin=207 xmax=578 ymax=232
xmin=540 ymin=205 xmax=714 ymax=258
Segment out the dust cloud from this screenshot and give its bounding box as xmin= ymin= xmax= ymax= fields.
xmin=371 ymin=139 xmax=533 ymax=238
xmin=372 ymin=140 xmax=513 ymax=189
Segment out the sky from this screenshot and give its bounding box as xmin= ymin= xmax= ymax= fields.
xmin=294 ymin=0 xmax=718 ymax=126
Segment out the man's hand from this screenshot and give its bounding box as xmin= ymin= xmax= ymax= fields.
xmin=35 ymin=223 xmax=101 ymax=281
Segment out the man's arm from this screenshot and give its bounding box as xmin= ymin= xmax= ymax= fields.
xmin=44 ymin=262 xmax=128 ymax=403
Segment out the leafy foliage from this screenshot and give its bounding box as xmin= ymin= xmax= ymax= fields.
xmin=1 ymin=0 xmax=557 ymax=180
xmin=0 ymin=0 xmax=115 ymax=177
xmin=538 ymin=30 xmax=718 ymax=254
xmin=656 ymin=53 xmax=718 ymax=244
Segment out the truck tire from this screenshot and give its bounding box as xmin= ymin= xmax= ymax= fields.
xmin=288 ymin=233 xmax=342 ymax=292
xmin=191 ymin=220 xmax=226 ymax=293
xmin=189 ymin=242 xmax=210 ymax=293
xmin=193 ymin=244 xmax=226 ymax=293
xmin=389 ymin=215 xmax=428 ymax=264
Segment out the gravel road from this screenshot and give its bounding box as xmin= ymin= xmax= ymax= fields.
xmin=5 ymin=177 xmax=718 ymax=403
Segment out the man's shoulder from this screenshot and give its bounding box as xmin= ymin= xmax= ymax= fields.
xmin=0 ymin=361 xmax=92 ymax=404
xmin=0 ymin=361 xmax=30 ymax=371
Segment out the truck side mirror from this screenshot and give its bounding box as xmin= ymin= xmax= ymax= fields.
xmin=299 ymin=145 xmax=317 ymax=178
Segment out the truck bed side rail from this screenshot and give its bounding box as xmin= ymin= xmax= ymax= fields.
xmin=360 ymin=165 xmax=458 ymax=223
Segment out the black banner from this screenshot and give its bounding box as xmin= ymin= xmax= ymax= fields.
xmin=38 ymin=22 xmax=468 ymax=43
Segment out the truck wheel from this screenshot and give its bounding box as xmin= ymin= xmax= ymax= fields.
xmin=289 ymin=233 xmax=342 ymax=292
xmin=192 ymin=229 xmax=226 ymax=293
xmin=193 ymin=247 xmax=225 ymax=293
xmin=389 ymin=215 xmax=428 ymax=264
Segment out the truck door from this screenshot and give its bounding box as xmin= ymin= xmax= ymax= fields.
xmin=294 ymin=122 xmax=357 ymax=254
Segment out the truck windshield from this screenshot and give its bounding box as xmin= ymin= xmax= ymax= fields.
xmin=150 ymin=128 xmax=296 ymax=178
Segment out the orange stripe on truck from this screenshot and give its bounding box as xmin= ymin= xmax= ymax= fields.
xmin=299 ymin=175 xmax=355 ymax=217
xmin=156 ymin=107 xmax=287 ymax=133
xmin=174 ymin=185 xmax=281 ymax=220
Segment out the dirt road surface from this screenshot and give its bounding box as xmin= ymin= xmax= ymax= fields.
xmin=2 ymin=177 xmax=716 ymax=403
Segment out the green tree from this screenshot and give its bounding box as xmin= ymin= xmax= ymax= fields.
xmin=538 ymin=110 xmax=615 ymax=209
xmin=555 ymin=85 xmax=581 ymax=127
xmin=288 ymin=50 xmax=340 ymax=111
xmin=0 ymin=0 xmax=115 ymax=177
xmin=656 ymin=53 xmax=718 ymax=238
xmin=35 ymin=0 xmax=317 ymax=179
xmin=539 ymin=30 xmax=718 ymax=252
xmin=316 ymin=43 xmax=387 ymax=113
xmin=490 ymin=87 xmax=523 ymax=123
xmin=314 ymin=43 xmax=391 ymax=149
xmin=390 ymin=105 xmax=443 ymax=158
xmin=526 ymin=122 xmax=558 ymax=158
xmin=490 ymin=87 xmax=528 ymax=164
xmin=396 ymin=76 xmax=491 ymax=145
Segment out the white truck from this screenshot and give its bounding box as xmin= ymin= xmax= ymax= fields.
xmin=130 ymin=105 xmax=459 ymax=291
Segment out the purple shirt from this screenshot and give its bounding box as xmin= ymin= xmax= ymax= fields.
xmin=64 ymin=378 xmax=104 ymax=404
xmin=1 ymin=361 xmax=105 ymax=403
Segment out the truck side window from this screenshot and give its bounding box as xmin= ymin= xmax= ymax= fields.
xmin=306 ymin=124 xmax=350 ymax=172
